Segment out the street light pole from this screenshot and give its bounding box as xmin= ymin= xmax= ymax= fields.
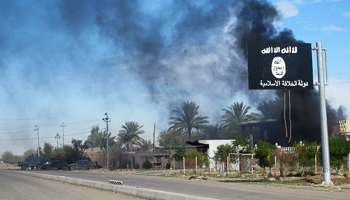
xmin=55 ymin=133 xmax=60 ymax=149
xmin=103 ymin=113 xmax=111 ymax=169
xmin=34 ymin=125 xmax=40 ymax=157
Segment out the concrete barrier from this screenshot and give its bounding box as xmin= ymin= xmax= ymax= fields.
xmin=12 ymin=171 xmax=218 ymax=200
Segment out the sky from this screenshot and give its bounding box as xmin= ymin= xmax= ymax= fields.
xmin=0 ymin=0 xmax=349 ymax=156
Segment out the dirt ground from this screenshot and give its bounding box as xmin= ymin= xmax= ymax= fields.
xmin=282 ymin=175 xmax=350 ymax=186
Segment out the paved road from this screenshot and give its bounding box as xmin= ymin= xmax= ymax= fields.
xmin=9 ymin=169 xmax=350 ymax=200
xmin=0 ymin=171 xmax=145 ymax=200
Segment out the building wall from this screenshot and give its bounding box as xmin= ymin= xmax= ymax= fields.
xmin=84 ymin=152 xmax=109 ymax=167
xmin=198 ymin=139 xmax=238 ymax=171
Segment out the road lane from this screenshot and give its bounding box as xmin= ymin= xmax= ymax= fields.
xmin=10 ymin=169 xmax=350 ymax=200
xmin=0 ymin=171 xmax=145 ymax=200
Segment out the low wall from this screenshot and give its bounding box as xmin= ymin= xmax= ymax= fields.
xmin=0 ymin=163 xmax=18 ymax=169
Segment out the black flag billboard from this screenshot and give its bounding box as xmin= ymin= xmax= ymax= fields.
xmin=247 ymin=41 xmax=313 ymax=90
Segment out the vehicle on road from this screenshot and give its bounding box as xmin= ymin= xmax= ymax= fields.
xmin=43 ymin=159 xmax=68 ymax=170
xmin=17 ymin=154 xmax=46 ymax=170
xmin=68 ymin=157 xmax=98 ymax=170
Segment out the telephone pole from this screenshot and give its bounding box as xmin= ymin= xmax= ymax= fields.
xmin=60 ymin=123 xmax=67 ymax=146
xmin=153 ymin=123 xmax=156 ymax=151
xmin=103 ymin=113 xmax=111 ymax=169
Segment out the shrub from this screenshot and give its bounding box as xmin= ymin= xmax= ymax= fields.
xmin=134 ymin=163 xmax=140 ymax=169
xmin=173 ymin=148 xmax=187 ymax=161
xmin=119 ymin=158 xmax=131 ymax=169
xmin=142 ymin=159 xmax=153 ymax=169
xmin=187 ymin=151 xmax=209 ymax=167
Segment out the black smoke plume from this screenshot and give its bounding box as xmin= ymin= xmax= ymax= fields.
xmin=57 ymin=0 xmax=346 ymax=144
xmin=231 ymin=0 xmax=345 ymax=145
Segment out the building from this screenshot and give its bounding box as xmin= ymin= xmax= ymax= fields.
xmin=187 ymin=139 xmax=240 ymax=171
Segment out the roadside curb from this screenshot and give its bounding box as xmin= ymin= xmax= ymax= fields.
xmin=12 ymin=171 xmax=218 ymax=200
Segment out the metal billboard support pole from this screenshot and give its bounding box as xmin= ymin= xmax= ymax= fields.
xmin=313 ymin=42 xmax=332 ymax=185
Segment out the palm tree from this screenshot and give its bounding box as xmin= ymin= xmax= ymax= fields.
xmin=118 ymin=121 xmax=145 ymax=152
xmin=86 ymin=125 xmax=116 ymax=151
xmin=170 ymin=136 xmax=187 ymax=146
xmin=169 ymin=101 xmax=209 ymax=141
xmin=257 ymin=98 xmax=283 ymax=119
xmin=137 ymin=138 xmax=152 ymax=152
xmin=221 ymin=102 xmax=258 ymax=128
xmin=203 ymin=124 xmax=222 ymax=139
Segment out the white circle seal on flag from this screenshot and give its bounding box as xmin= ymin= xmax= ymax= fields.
xmin=271 ymin=56 xmax=286 ymax=79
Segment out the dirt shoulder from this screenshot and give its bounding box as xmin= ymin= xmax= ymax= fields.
xmin=92 ymin=169 xmax=350 ymax=192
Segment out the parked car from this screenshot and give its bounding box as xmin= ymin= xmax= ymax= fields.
xmin=43 ymin=159 xmax=68 ymax=170
xmin=68 ymin=157 xmax=98 ymax=170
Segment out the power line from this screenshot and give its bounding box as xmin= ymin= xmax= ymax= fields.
xmin=0 ymin=130 xmax=33 ymax=135
xmin=0 ymin=114 xmax=103 ymax=121
xmin=0 ymin=131 xmax=90 ymax=141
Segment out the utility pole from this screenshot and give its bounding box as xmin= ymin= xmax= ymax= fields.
xmin=55 ymin=133 xmax=60 ymax=149
xmin=34 ymin=125 xmax=40 ymax=157
xmin=103 ymin=113 xmax=111 ymax=169
xmin=312 ymin=42 xmax=332 ymax=185
xmin=153 ymin=123 xmax=156 ymax=151
xmin=60 ymin=123 xmax=67 ymax=146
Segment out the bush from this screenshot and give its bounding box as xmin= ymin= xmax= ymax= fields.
xmin=134 ymin=163 xmax=140 ymax=169
xmin=174 ymin=148 xmax=187 ymax=161
xmin=119 ymin=158 xmax=131 ymax=169
xmin=187 ymin=151 xmax=209 ymax=167
xmin=142 ymin=159 xmax=153 ymax=169
xmin=255 ymin=140 xmax=276 ymax=176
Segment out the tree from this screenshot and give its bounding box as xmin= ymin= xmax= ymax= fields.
xmin=255 ymin=140 xmax=276 ymax=176
xmin=221 ymin=102 xmax=258 ymax=128
xmin=23 ymin=149 xmax=36 ymax=158
xmin=43 ymin=142 xmax=54 ymax=158
xmin=109 ymin=140 xmax=124 ymax=153
xmin=51 ymin=148 xmax=65 ymax=161
xmin=86 ymin=125 xmax=116 ymax=151
xmin=203 ymin=124 xmax=222 ymax=139
xmin=221 ymin=125 xmax=242 ymax=139
xmin=257 ymin=98 xmax=283 ymax=119
xmin=173 ymin=148 xmax=187 ymax=161
xmin=230 ymin=138 xmax=253 ymax=173
xmin=1 ymin=151 xmax=15 ymax=164
xmin=169 ymin=101 xmax=209 ymax=141
xmin=221 ymin=102 xmax=258 ymax=138
xmin=323 ymin=137 xmax=350 ymax=174
xmin=271 ymin=148 xmax=298 ymax=177
xmin=214 ymin=144 xmax=236 ymax=169
xmin=137 ymin=139 xmax=152 ymax=152
xmin=85 ymin=125 xmax=100 ymax=147
xmin=157 ymin=129 xmax=187 ymax=147
xmin=1 ymin=151 xmax=23 ymax=164
xmin=62 ymin=145 xmax=76 ymax=164
xmin=187 ymin=151 xmax=209 ymax=167
xmin=232 ymin=137 xmax=252 ymax=153
xmin=294 ymin=141 xmax=317 ymax=177
xmin=61 ymin=139 xmax=86 ymax=164
xmin=118 ymin=121 xmax=145 ymax=152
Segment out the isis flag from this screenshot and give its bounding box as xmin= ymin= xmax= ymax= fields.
xmin=247 ymin=41 xmax=313 ymax=90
